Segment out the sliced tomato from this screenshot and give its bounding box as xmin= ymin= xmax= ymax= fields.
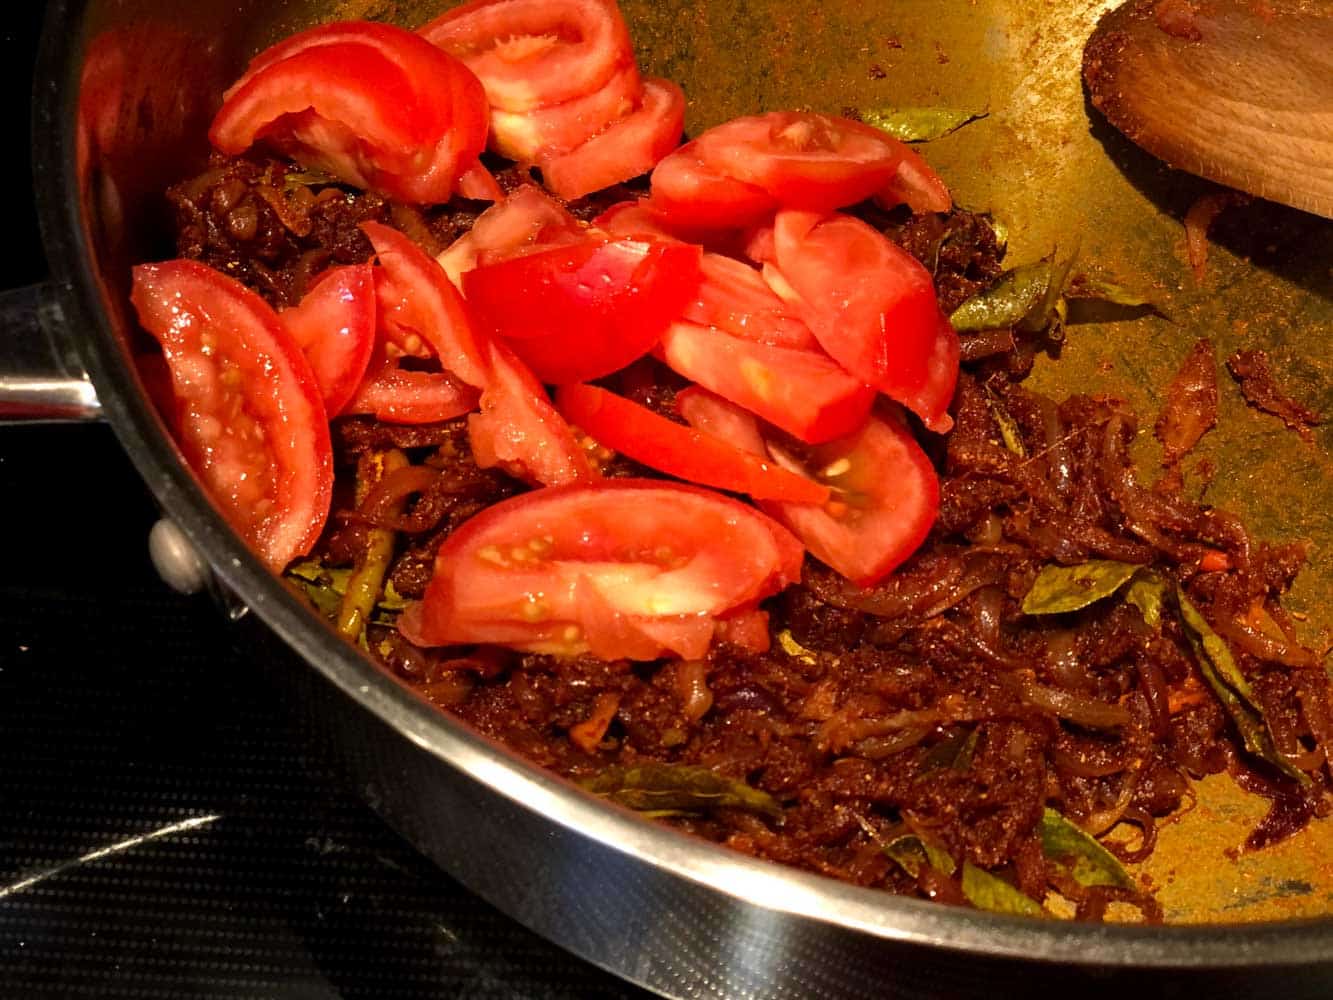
xmin=538 ymin=78 xmax=686 ymax=200
xmin=280 ymin=264 xmax=376 ymax=413
xmin=361 ymin=221 xmax=491 ymax=388
xmin=555 ymin=383 xmax=830 ymax=503
xmin=210 ymin=23 xmax=486 ymax=204
xmin=768 ymin=209 xmax=959 ymax=432
xmin=657 ymin=321 xmax=875 ymax=444
xmin=592 ymin=198 xmax=685 ymax=242
xmin=468 ymin=340 xmax=597 ymax=486
xmin=678 ymin=391 xmax=938 ymax=586
xmin=419 ymin=0 xmax=633 ymax=113
xmin=398 ymin=479 xmax=802 ymax=660
xmin=457 ymin=160 xmax=506 ymax=201
xmin=130 ymin=260 xmax=332 ymax=572
xmin=691 ymin=111 xmax=909 ymax=213
xmin=344 ymin=355 xmax=481 ymax=424
xmin=650 ymin=139 xmax=778 ymax=229
xmin=489 ymin=61 xmax=641 ymax=162
xmin=683 ymin=253 xmax=816 ymax=349
xmin=437 ymin=185 xmax=583 ymax=285
xmin=464 ymin=236 xmax=702 ymax=384
xmin=875 ymin=145 xmax=952 ymax=214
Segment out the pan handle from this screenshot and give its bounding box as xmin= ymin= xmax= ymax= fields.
xmin=0 ymin=283 xmax=103 ymax=423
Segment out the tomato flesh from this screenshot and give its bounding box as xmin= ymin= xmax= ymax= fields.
xmin=131 ymin=260 xmax=333 ymax=572
xmin=210 ymin=23 xmax=486 ymax=204
xmin=683 ymin=253 xmax=816 ymax=349
xmin=678 ymin=391 xmax=939 ymax=586
xmin=769 ymin=209 xmax=959 ymax=432
xmin=657 ymin=321 xmax=875 ymax=445
xmin=280 ymin=264 xmax=377 ymax=414
xmin=464 ymin=236 xmax=702 ymax=384
xmin=437 ymin=185 xmax=583 ymax=286
xmin=538 ymin=77 xmax=686 ymax=200
xmin=650 ymin=139 xmax=778 ymax=229
xmin=344 ymin=356 xmax=481 ymax=424
xmin=875 ymin=145 xmax=953 ymax=214
xmin=489 ymin=61 xmax=641 ymax=161
xmin=555 ymin=383 xmax=830 ymax=503
xmin=419 ymin=0 xmax=633 ymax=113
xmin=399 ymin=479 xmax=803 ymax=660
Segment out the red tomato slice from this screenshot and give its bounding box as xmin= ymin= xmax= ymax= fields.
xmin=650 ymin=139 xmax=778 ymax=229
xmin=419 ymin=0 xmax=633 ymax=113
xmin=691 ymin=112 xmax=909 ymax=213
xmin=875 ymin=146 xmax=953 ymax=214
xmin=457 ymin=159 xmax=506 ymax=201
xmin=683 ymin=253 xmax=816 ymax=349
xmin=769 ymin=209 xmax=959 ymax=432
xmin=464 ymin=237 xmax=702 ymax=384
xmin=592 ymin=198 xmax=685 ymax=242
xmin=130 ymin=260 xmax=333 ymax=572
xmin=468 ymin=340 xmax=597 ymax=486
xmin=280 ymin=264 xmax=376 ymax=414
xmin=344 ymin=355 xmax=481 ymax=424
xmin=437 ymin=185 xmax=583 ymax=285
xmin=210 ymin=24 xmax=486 ymax=204
xmin=538 ymin=78 xmax=686 ymax=200
xmin=678 ymin=390 xmax=938 ymax=586
xmin=489 ymin=61 xmax=641 ymax=162
xmin=361 ymin=221 xmax=491 ymax=388
xmin=555 ymin=383 xmax=830 ymax=503
xmin=398 ymin=479 xmax=802 ymax=660
xmin=657 ymin=321 xmax=875 ymax=444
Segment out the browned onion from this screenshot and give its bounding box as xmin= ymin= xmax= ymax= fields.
xmin=345 ymin=465 xmax=443 ymax=532
xmin=1015 ymin=675 xmax=1131 ymax=730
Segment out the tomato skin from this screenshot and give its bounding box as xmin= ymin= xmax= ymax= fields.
xmin=683 ymin=253 xmax=817 ymax=349
xmin=555 ymin=383 xmax=830 ymax=503
xmin=437 ymin=184 xmax=583 ymax=286
xmin=875 ymin=145 xmax=952 ymax=214
xmin=538 ymin=78 xmax=686 ymax=200
xmin=677 ymin=390 xmax=939 ymax=587
xmin=130 ymin=260 xmax=333 ymax=573
xmin=489 ymin=61 xmax=641 ymax=162
xmin=464 ymin=237 xmax=703 ymax=384
xmin=398 ymin=479 xmax=802 ymax=660
xmin=650 ymin=140 xmax=778 ymax=229
xmin=769 ymin=209 xmax=958 ymax=432
xmin=419 ymin=0 xmax=633 ymax=113
xmin=280 ymin=264 xmax=377 ymax=414
xmin=210 ymin=23 xmax=486 ymax=204
xmin=361 ymin=221 xmax=492 ymax=388
xmin=691 ymin=111 xmax=908 ymax=213
xmin=343 ymin=357 xmax=481 ymax=424
xmin=468 ymin=340 xmax=597 ymax=486
xmin=457 ymin=160 xmax=506 ymax=201
xmin=657 ymin=321 xmax=876 ymax=445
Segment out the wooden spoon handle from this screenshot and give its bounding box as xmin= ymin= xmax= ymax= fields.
xmin=1084 ymin=0 xmax=1333 ymax=219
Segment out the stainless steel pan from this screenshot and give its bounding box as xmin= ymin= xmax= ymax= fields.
xmin=12 ymin=0 xmax=1333 ymax=994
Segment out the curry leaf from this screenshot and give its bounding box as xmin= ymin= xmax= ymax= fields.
xmin=583 ymin=764 xmax=783 ymax=820
xmin=1039 ymin=808 xmax=1134 ymax=889
xmin=1124 ymin=571 xmax=1168 ymax=629
xmin=881 ymin=833 xmax=958 ymax=878
xmin=961 ymin=862 xmax=1044 ymax=916
xmin=285 ymin=557 xmax=406 ymax=623
xmin=858 ymin=106 xmax=988 ymax=143
xmin=1021 ymin=560 xmax=1141 ymax=616
xmin=1067 ymin=275 xmax=1169 ymax=319
xmin=986 ymin=391 xmax=1028 ymax=457
xmin=949 ymin=261 xmax=1052 ymax=332
xmin=776 ymin=628 xmax=818 ymax=664
xmin=1176 ymin=590 xmax=1309 ymax=784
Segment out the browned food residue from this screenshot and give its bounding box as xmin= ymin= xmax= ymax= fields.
xmin=1227 ymin=349 xmax=1322 ymax=443
xmin=1155 ymin=338 xmax=1218 ymax=466
xmin=1154 ymin=0 xmax=1204 ymax=40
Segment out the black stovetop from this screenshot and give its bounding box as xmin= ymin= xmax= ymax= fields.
xmin=5 ymin=9 xmax=645 ymax=997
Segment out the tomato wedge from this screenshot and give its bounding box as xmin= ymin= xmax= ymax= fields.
xmin=437 ymin=185 xmax=583 ymax=286
xmin=555 ymin=383 xmax=830 ymax=503
xmin=398 ymin=479 xmax=803 ymax=660
xmin=768 ymin=209 xmax=959 ymax=432
xmin=457 ymin=160 xmax=506 ymax=201
xmin=210 ymin=23 xmax=487 ymax=204
xmin=280 ymin=264 xmax=376 ymax=414
xmin=538 ymin=77 xmax=686 ymax=200
xmin=489 ymin=61 xmax=641 ymax=162
xmin=650 ymin=139 xmax=778 ymax=229
xmin=657 ymin=321 xmax=875 ymax=444
xmin=419 ymin=0 xmax=633 ymax=113
xmin=691 ymin=111 xmax=909 ymax=213
xmin=468 ymin=340 xmax=597 ymax=486
xmin=464 ymin=236 xmax=702 ymax=384
xmin=361 ymin=221 xmax=491 ymax=388
xmin=344 ymin=355 xmax=481 ymax=424
xmin=678 ymin=391 xmax=938 ymax=586
xmin=683 ymin=253 xmax=816 ymax=349
xmin=875 ymin=145 xmax=952 ymax=214
xmin=130 ymin=260 xmax=333 ymax=572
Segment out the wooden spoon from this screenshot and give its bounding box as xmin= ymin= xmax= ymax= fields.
xmin=1083 ymin=0 xmax=1333 ymax=219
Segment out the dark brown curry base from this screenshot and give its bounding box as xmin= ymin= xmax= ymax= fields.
xmin=166 ymin=155 xmax=1333 ymax=920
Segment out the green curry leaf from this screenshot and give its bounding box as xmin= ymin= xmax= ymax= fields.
xmin=1021 ymin=560 xmax=1142 ymax=616
xmin=857 ymin=106 xmax=988 ymax=142
xmin=949 ymin=260 xmax=1052 ymax=332
xmin=1124 ymin=571 xmax=1168 ymax=629
xmin=986 ymin=391 xmax=1027 ymax=457
xmin=1039 ymin=808 xmax=1134 ymax=889
xmin=583 ymin=764 xmax=783 ymax=820
xmin=961 ymin=862 xmax=1044 ymax=916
